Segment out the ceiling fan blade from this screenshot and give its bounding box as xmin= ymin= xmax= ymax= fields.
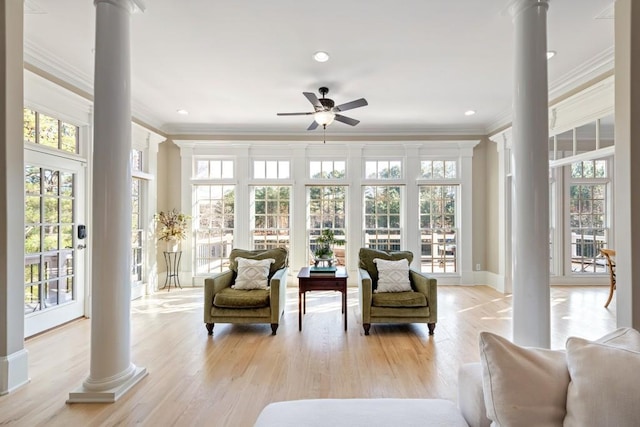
xmin=303 ymin=92 xmax=322 ymax=109
xmin=307 ymin=121 xmax=319 ymax=131
xmin=334 ymin=98 xmax=368 ymax=112
xmin=334 ymin=114 xmax=360 ymax=126
xmin=277 ymin=112 xmax=314 ymax=116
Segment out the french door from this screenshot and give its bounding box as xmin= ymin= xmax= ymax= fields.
xmin=24 ymin=149 xmax=87 ymax=337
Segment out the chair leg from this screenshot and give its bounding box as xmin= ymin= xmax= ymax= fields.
xmin=428 ymin=323 xmax=436 ymax=335
xmin=271 ymin=323 xmax=278 ymax=335
xmin=604 ymin=283 xmax=616 ymax=308
xmin=206 ymin=323 xmax=214 ymax=335
xmin=363 ymin=323 xmax=371 ymax=335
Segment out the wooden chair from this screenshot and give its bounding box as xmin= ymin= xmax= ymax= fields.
xmin=600 ymin=248 xmax=616 ymax=308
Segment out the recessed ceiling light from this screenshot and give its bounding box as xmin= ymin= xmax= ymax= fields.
xmin=546 ymin=50 xmax=556 ymax=60
xmin=176 ymin=109 xmax=189 ymax=115
xmin=464 ymin=110 xmax=476 ymax=116
xmin=313 ymin=51 xmax=330 ymax=62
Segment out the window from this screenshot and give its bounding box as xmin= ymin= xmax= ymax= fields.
xmin=420 ymin=160 xmax=457 ymax=179
xmin=568 ymin=160 xmax=609 ymax=274
xmin=363 ymin=186 xmax=402 ymax=250
xmin=193 ymin=185 xmax=235 ymax=274
xmin=251 ymin=186 xmax=291 ymax=250
xmin=24 ymin=166 xmax=75 ymax=313
xmin=253 ymin=160 xmax=290 ymax=179
xmin=365 ymin=160 xmax=402 ymax=179
xmin=308 ymin=186 xmax=347 ymax=265
xmin=23 ymin=108 xmax=79 ymax=154
xmin=419 ymin=185 xmax=458 ymax=273
xmin=131 ymin=176 xmax=143 ymax=284
xmin=309 ymin=160 xmax=346 ymax=179
xmin=196 ymin=160 xmax=233 ymax=179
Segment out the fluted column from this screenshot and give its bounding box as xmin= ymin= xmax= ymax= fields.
xmin=509 ymin=0 xmax=551 ymax=348
xmin=68 ymin=0 xmax=147 ymax=402
xmin=0 ymin=0 xmax=29 ymax=395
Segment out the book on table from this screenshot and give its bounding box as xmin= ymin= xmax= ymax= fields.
xmin=309 ymin=266 xmax=337 ymax=276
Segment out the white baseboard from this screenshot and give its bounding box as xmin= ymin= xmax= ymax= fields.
xmin=0 ymin=349 xmax=30 ymax=395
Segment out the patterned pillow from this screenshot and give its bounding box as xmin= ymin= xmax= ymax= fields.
xmin=373 ymin=258 xmax=412 ymax=293
xmin=232 ymin=257 xmax=275 ymax=290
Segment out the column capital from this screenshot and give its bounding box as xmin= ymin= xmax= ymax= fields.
xmin=94 ymin=0 xmax=145 ymax=14
xmin=508 ymin=0 xmax=549 ymax=18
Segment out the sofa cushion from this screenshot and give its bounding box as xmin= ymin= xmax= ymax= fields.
xmin=229 ymin=248 xmax=288 ymax=279
xmin=373 ymin=258 xmax=412 ymax=293
xmin=213 ymin=287 xmax=270 ymax=308
xmin=232 ymin=257 xmax=274 ymax=290
xmin=479 ymin=331 xmax=569 ymax=427
xmin=372 ymin=291 xmax=426 ymax=308
xmin=564 ymin=332 xmax=640 ymax=427
xmin=254 ymin=398 xmax=469 ymax=427
xmin=358 ymin=248 xmax=413 ymax=288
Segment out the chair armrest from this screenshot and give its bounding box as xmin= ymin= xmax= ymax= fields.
xmin=410 ymin=269 xmax=437 ymax=321
xmin=458 ymin=362 xmax=490 ymax=427
xmin=204 ymin=270 xmax=234 ymax=322
xmin=269 ymin=267 xmax=288 ymax=323
xmin=358 ymin=268 xmax=373 ymax=322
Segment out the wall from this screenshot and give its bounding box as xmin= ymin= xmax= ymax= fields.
xmin=471 ymin=138 xmax=488 ymax=277
xmin=484 ymin=138 xmax=500 ymax=274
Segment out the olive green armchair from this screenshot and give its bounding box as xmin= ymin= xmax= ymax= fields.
xmin=358 ymin=248 xmax=437 ymax=335
xmin=204 ymin=247 xmax=288 ymax=335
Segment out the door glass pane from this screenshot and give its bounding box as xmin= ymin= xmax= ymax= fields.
xmin=24 ymin=165 xmax=76 ymax=314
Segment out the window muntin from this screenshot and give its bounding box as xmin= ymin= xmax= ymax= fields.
xmin=363 ymin=185 xmax=402 ymax=250
xmin=193 ymin=185 xmax=235 ymax=275
xmin=23 ymin=108 xmax=79 ymax=154
xmin=365 ymin=160 xmax=402 ymax=179
xmin=309 ymin=160 xmax=346 ymax=179
xmin=420 ymin=160 xmax=457 ymax=180
xmin=419 ymin=185 xmax=458 ymax=273
xmin=24 ymin=165 xmax=76 ymax=313
xmin=251 ymin=186 xmax=291 ymax=250
xmin=253 ymin=160 xmax=290 ymax=179
xmin=308 ymin=186 xmax=347 ymax=265
xmin=195 ymin=160 xmax=234 ymax=179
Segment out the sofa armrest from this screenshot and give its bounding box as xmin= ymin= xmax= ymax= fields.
xmin=358 ymin=268 xmax=373 ymax=323
xmin=269 ymin=267 xmax=288 ymax=323
xmin=204 ymin=270 xmax=234 ymax=322
xmin=458 ymin=362 xmax=490 ymax=427
xmin=409 ymin=269 xmax=437 ymax=322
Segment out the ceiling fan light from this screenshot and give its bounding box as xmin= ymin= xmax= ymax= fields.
xmin=314 ymin=111 xmax=335 ymax=126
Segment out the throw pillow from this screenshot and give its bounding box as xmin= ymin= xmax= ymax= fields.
xmin=229 ymin=247 xmax=288 ymax=279
xmin=563 ymin=336 xmax=640 ymax=427
xmin=232 ymin=257 xmax=275 ymax=290
xmin=478 ymin=331 xmax=569 ymax=427
xmin=373 ymin=258 xmax=412 ymax=293
xmin=358 ymin=248 xmax=413 ymax=286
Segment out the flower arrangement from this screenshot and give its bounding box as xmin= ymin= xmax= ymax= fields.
xmin=155 ymin=209 xmax=190 ymax=241
xmin=314 ymin=229 xmax=346 ymax=258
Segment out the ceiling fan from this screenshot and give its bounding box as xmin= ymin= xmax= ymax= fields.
xmin=277 ymin=87 xmax=368 ymax=130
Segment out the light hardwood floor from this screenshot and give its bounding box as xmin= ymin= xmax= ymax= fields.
xmin=1 ymin=285 xmax=616 ymax=427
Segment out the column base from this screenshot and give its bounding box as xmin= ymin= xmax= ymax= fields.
xmin=0 ymin=349 xmax=30 ymax=395
xmin=67 ymin=366 xmax=147 ymax=403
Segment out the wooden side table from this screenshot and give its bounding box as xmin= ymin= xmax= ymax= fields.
xmin=297 ymin=266 xmax=348 ymax=331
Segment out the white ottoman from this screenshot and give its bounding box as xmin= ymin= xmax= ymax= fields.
xmin=254 ymin=398 xmax=469 ymax=427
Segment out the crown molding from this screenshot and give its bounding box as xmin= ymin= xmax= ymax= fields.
xmin=486 ymin=46 xmax=615 ymax=136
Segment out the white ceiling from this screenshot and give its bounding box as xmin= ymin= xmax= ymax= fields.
xmin=23 ymin=0 xmax=614 ymax=137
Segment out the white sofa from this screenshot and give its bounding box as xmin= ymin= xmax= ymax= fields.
xmin=254 ymin=328 xmax=640 ymax=427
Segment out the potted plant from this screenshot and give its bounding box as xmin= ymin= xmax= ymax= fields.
xmin=314 ymin=229 xmax=346 ymax=259
xmin=155 ymin=209 xmax=190 ymax=251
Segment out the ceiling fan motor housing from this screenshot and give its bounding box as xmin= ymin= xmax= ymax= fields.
xmin=319 ymin=98 xmax=335 ymax=110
